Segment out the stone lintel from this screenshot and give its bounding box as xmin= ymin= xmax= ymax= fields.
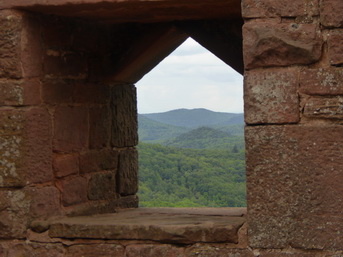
xmin=49 ymin=207 xmax=246 ymax=244
xmin=0 ymin=0 xmax=242 ymax=23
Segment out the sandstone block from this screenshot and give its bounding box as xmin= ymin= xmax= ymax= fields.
xmin=0 ymin=189 xmax=30 ymax=238
xmin=185 ymin=246 xmax=254 ymax=257
xmin=243 ymin=21 xmax=322 ymax=69
xmin=21 ymin=14 xmax=43 ymax=78
xmin=320 ymin=0 xmax=343 ymax=28
xmin=79 ymin=149 xmax=118 ymax=174
xmin=0 ymin=79 xmax=40 ymax=106
xmin=7 ymin=243 xmax=64 ymax=257
xmin=0 ymin=107 xmax=52 ymax=186
xmin=73 ymin=82 xmax=111 ymax=104
xmin=42 ymin=16 xmax=73 ymax=49
xmin=30 ymin=186 xmax=61 ymax=218
xmin=244 ymin=68 xmax=299 ymax=124
xmin=58 ymin=176 xmax=88 ymax=207
xmin=0 ymin=10 xmax=22 ymax=79
xmin=88 ymin=171 xmax=116 ymax=200
xmin=43 ymin=52 xmax=87 ymax=79
xmin=242 ymin=0 xmax=319 ymax=18
xmin=89 ymin=105 xmax=111 ymax=149
xmin=118 ymin=148 xmax=138 ymax=196
xmin=53 ymin=153 xmax=79 ymax=178
xmin=111 ymin=84 xmax=138 ymax=147
xmin=303 ymin=96 xmax=343 ymax=119
xmin=126 ymin=244 xmax=184 ymax=257
xmin=246 ymin=125 xmax=343 ymax=250
xmin=41 ymin=79 xmax=74 ymax=104
xmin=66 ymin=244 xmax=124 ymax=257
xmin=327 ymin=30 xmax=343 ymax=66
xmin=23 ymin=107 xmax=53 ymax=184
xmin=53 ymin=106 xmax=88 ymax=152
xmin=300 ymin=67 xmax=343 ymax=95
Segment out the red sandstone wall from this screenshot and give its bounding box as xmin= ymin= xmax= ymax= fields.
xmin=243 ymin=0 xmax=343 ymax=251
xmin=0 ymin=10 xmax=138 ymax=239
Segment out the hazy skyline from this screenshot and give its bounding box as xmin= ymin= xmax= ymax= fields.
xmin=136 ymin=38 xmax=244 ymax=114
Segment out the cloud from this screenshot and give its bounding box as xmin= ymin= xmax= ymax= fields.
xmin=136 ymin=38 xmax=243 ymax=114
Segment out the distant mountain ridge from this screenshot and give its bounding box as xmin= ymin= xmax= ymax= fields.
xmin=141 ymin=108 xmax=243 ymax=128
xmin=138 ymin=108 xmax=245 ymax=147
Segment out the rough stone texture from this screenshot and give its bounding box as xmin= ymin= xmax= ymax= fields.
xmin=66 ymin=244 xmax=124 ymax=257
xmin=49 ymin=208 xmax=246 ymax=244
xmin=79 ymin=149 xmax=118 ymax=174
xmin=0 ymin=10 xmax=22 ymax=79
xmin=117 ymin=148 xmax=138 ymax=196
xmin=327 ymin=30 xmax=343 ymax=66
xmin=58 ymin=176 xmax=88 ymax=207
xmin=0 ymin=108 xmax=52 ymax=186
xmin=243 ymin=21 xmax=322 ymax=69
xmin=0 ymin=190 xmax=30 ymax=239
xmin=126 ymin=244 xmax=184 ymax=257
xmin=320 ymin=0 xmax=343 ymax=28
xmin=23 ymin=107 xmax=53 ymax=184
xmin=41 ymin=79 xmax=74 ymax=104
xmin=88 ymin=171 xmax=116 ymax=200
xmin=0 ymin=79 xmax=41 ymax=106
xmin=53 ymin=153 xmax=79 ymax=178
xmin=29 ymin=186 xmax=61 ymax=218
xmin=300 ymin=67 xmax=343 ymax=95
xmin=89 ymin=105 xmax=111 ymax=149
xmin=6 ymin=243 xmax=65 ymax=257
xmin=242 ymin=0 xmax=319 ymax=18
xmin=303 ymin=96 xmax=343 ymax=119
xmin=246 ymin=125 xmax=343 ymax=250
xmin=111 ymin=84 xmax=138 ymax=147
xmin=185 ymin=245 xmax=254 ymax=257
xmin=53 ymin=106 xmax=88 ymax=153
xmin=244 ymin=68 xmax=299 ymax=124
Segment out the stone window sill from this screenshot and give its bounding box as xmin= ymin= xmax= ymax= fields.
xmin=47 ymin=207 xmax=246 ymax=244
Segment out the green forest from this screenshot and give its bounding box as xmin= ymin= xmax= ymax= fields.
xmin=137 ymin=109 xmax=246 ymax=208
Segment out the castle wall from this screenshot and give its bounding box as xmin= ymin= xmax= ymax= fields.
xmin=0 ymin=0 xmax=342 ymax=256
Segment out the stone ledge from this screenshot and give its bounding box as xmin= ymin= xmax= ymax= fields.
xmin=48 ymin=207 xmax=246 ymax=244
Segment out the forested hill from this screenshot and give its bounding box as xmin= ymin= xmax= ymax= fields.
xmin=141 ymin=108 xmax=244 ymax=128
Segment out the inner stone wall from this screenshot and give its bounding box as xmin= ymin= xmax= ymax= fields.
xmin=0 ymin=10 xmax=139 ymax=239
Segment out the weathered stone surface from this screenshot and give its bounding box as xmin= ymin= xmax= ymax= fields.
xmin=58 ymin=176 xmax=88 ymax=207
xmin=30 ymin=186 xmax=61 ymax=218
xmin=111 ymin=84 xmax=138 ymax=147
xmin=117 ymin=148 xmax=138 ymax=196
xmin=300 ymin=68 xmax=343 ymax=95
xmin=89 ymin=105 xmax=111 ymax=149
xmin=66 ymin=244 xmax=124 ymax=257
xmin=243 ymin=21 xmax=322 ymax=69
xmin=0 ymin=107 xmax=52 ymax=186
xmin=185 ymin=245 xmax=254 ymax=257
xmin=53 ymin=106 xmax=88 ymax=152
xmin=0 ymin=190 xmax=30 ymax=238
xmin=6 ymin=243 xmax=64 ymax=257
xmin=53 ymin=153 xmax=79 ymax=178
xmin=23 ymin=107 xmax=53 ymax=184
xmin=0 ymin=10 xmax=22 ymax=79
xmin=88 ymin=171 xmax=116 ymax=200
xmin=43 ymin=51 xmax=88 ymax=79
xmin=246 ymin=125 xmax=343 ymax=250
xmin=49 ymin=208 xmax=246 ymax=244
xmin=244 ymin=68 xmax=299 ymax=124
xmin=327 ymin=30 xmax=343 ymax=66
xmin=0 ymin=79 xmax=40 ymax=106
xmin=126 ymin=244 xmax=184 ymax=257
xmin=255 ymin=249 xmax=341 ymax=257
xmin=73 ymin=82 xmax=111 ymax=104
xmin=242 ymin=0 xmax=319 ymax=18
xmin=21 ymin=14 xmax=43 ymax=78
xmin=79 ymin=149 xmax=118 ymax=174
xmin=41 ymin=79 xmax=74 ymax=104
xmin=303 ymin=96 xmax=343 ymax=119
xmin=320 ymin=0 xmax=343 ymax=28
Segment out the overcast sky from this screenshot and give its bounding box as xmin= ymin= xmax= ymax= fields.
xmin=136 ymin=38 xmax=244 ymax=114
